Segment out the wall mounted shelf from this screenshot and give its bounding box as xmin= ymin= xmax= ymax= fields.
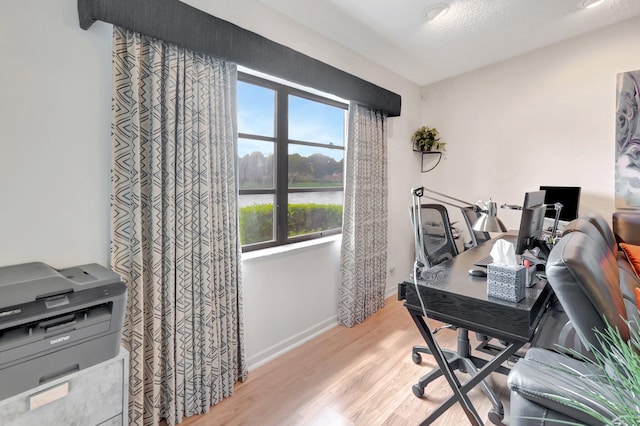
xmin=417 ymin=151 xmax=443 ymax=172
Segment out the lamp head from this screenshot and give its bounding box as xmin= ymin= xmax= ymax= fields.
xmin=472 ymin=199 xmax=508 ymax=232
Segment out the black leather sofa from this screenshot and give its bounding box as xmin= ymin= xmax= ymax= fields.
xmin=507 ymin=211 xmax=640 ymax=425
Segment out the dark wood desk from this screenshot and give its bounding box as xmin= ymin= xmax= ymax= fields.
xmin=398 ymin=236 xmax=553 ymax=426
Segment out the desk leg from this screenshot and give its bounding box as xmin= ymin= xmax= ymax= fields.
xmin=419 ymin=339 xmax=521 ymax=426
xmin=410 ymin=313 xmax=484 ymax=426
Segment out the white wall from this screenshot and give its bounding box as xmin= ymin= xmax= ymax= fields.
xmin=419 ymin=16 xmax=640 ymax=231
xmin=0 ymin=1 xmax=112 ymax=266
xmin=0 ymin=0 xmax=423 ymax=370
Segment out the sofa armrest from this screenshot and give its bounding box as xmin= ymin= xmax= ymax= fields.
xmin=613 ymin=211 xmax=640 ymax=245
xmin=508 ymin=348 xmax=613 ymax=425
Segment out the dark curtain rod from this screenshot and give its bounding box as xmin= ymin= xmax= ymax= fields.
xmin=78 ymin=0 xmax=402 ymax=117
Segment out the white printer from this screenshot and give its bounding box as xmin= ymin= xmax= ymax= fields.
xmin=0 ymin=262 xmax=127 ymax=400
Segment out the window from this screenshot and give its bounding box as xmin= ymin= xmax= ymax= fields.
xmin=237 ymin=73 xmax=347 ymax=252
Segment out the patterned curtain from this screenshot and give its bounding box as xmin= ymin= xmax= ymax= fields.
xmin=110 ymin=27 xmax=246 ymax=426
xmin=338 ymin=103 xmax=389 ymax=327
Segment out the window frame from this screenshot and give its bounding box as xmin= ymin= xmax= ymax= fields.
xmin=238 ymin=72 xmax=348 ymax=252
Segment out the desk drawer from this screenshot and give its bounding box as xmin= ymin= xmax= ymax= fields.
xmin=401 ymin=280 xmax=552 ymax=342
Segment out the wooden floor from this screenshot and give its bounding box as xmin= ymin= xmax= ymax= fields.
xmin=178 ymin=297 xmax=511 ymax=426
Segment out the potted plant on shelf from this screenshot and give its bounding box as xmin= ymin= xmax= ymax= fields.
xmin=411 ymin=126 xmax=446 ymax=152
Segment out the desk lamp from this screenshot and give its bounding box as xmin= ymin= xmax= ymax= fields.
xmin=413 ymin=187 xmax=507 ymax=233
xmin=411 ymin=186 xmax=508 ymax=260
xmin=472 ymin=199 xmax=508 ymax=233
xmin=501 ymin=202 xmax=564 ymax=240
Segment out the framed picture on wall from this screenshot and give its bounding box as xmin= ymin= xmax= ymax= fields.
xmin=615 ymin=69 xmax=640 ymax=209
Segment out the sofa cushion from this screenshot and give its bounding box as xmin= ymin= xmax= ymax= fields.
xmin=509 ymin=391 xmax=583 ymax=426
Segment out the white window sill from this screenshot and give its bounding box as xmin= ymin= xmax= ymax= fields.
xmin=241 ymin=234 xmax=342 ymax=262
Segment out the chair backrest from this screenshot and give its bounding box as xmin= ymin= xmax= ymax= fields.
xmin=410 ymin=203 xmax=458 ymax=268
xmin=460 ymin=206 xmax=491 ymax=248
xmin=546 ymin=231 xmax=630 ymax=353
xmin=562 ymin=218 xmax=615 ymax=259
xmin=583 ymin=212 xmax=619 ymax=258
xmin=562 ymin=218 xmax=640 ymax=327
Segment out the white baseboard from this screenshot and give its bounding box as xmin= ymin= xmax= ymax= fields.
xmin=385 ymin=284 xmax=398 ymax=300
xmin=246 ymin=289 xmax=399 ymax=371
xmin=247 ymin=316 xmax=338 ymax=371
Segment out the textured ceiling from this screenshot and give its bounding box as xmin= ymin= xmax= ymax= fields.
xmin=185 ymin=0 xmax=640 ymax=86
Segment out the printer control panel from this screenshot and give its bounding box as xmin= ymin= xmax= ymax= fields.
xmin=0 ymin=282 xmax=126 ymax=331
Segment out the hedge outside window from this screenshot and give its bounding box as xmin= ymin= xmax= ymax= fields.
xmin=237 ymin=73 xmax=347 ymax=251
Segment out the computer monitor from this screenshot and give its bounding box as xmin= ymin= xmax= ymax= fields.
xmin=515 ymin=190 xmax=547 ymax=256
xmin=539 ymin=186 xmax=581 ymax=222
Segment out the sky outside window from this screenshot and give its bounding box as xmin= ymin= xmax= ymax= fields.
xmin=289 ymin=94 xmax=345 ymax=147
xmin=237 ymin=81 xmax=275 ymax=139
xmin=237 ymin=82 xmax=345 ymax=160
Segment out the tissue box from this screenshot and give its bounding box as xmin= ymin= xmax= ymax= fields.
xmin=487 ymin=264 xmax=526 ymax=302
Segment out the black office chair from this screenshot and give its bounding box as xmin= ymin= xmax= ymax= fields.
xmin=409 ymin=203 xmax=504 ymax=423
xmin=412 ymin=203 xmax=459 ymax=268
xmin=461 ymin=206 xmax=491 ymax=249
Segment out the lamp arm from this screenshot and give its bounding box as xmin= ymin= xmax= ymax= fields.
xmin=411 ymin=187 xmax=428 ymax=276
xmin=544 ymin=202 xmax=563 ymax=240
xmin=417 ymin=187 xmax=476 ymax=210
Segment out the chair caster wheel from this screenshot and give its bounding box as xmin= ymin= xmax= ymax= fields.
xmin=412 ymin=352 xmax=422 ymax=364
xmin=412 ymin=384 xmax=425 ymax=398
xmin=487 ymin=408 xmax=504 ymax=425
